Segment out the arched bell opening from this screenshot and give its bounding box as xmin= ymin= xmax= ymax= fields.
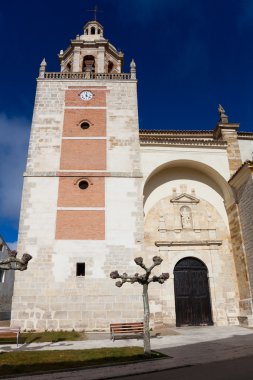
xmin=108 ymin=61 xmax=114 ymax=73
xmin=83 ymin=55 xmax=95 ymax=74
xmin=66 ymin=62 xmax=72 ymax=72
xmin=174 ymin=257 xmax=213 ymax=327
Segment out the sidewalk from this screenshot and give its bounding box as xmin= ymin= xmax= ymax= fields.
xmin=1 ymin=326 xmax=253 ymax=380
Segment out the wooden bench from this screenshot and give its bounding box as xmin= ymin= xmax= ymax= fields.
xmin=110 ymin=322 xmax=144 ymax=341
xmin=0 ymin=327 xmax=21 ymax=347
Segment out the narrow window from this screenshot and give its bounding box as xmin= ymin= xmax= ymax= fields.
xmin=98 ymin=29 xmax=101 ymax=34
xmin=76 ymin=263 xmax=85 ymax=276
xmin=0 ymin=270 xmax=5 ymax=283
xmin=66 ymin=62 xmax=72 ymax=72
xmin=108 ymin=61 xmax=114 ymax=73
xmin=91 ymin=27 xmax=96 ymax=35
xmin=78 ymin=180 xmax=89 ymax=190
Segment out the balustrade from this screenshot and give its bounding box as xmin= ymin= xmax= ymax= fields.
xmin=43 ymin=72 xmax=132 ymax=80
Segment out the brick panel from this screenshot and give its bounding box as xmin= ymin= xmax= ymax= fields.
xmin=60 ymin=140 xmax=106 ymax=170
xmin=58 ymin=177 xmax=105 ymax=207
xmin=63 ymin=109 xmax=106 ymax=137
xmin=65 ymin=88 xmax=106 ymax=107
xmin=56 ymin=210 xmax=105 ymax=240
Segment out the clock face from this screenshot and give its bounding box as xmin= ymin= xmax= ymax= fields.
xmin=80 ymin=90 xmax=93 ymax=101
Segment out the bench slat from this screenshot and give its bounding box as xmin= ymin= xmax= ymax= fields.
xmin=0 ymin=327 xmax=21 ymax=347
xmin=110 ymin=323 xmax=143 ymax=326
xmin=110 ymin=322 xmax=144 ymax=341
xmin=112 ymin=328 xmax=143 ymax=331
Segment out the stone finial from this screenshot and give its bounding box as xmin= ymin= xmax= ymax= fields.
xmin=39 ymin=58 xmax=47 ymax=78
xmin=218 ymin=104 xmax=229 ymax=123
xmin=130 ymin=59 xmax=136 ymax=69
xmin=59 ymin=50 xmax=64 ymax=55
xmin=40 ymin=58 xmax=47 ymax=67
xmin=130 ymin=59 xmax=136 ymax=79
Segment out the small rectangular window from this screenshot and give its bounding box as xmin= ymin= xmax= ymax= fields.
xmin=0 ymin=270 xmax=5 ymax=283
xmin=76 ymin=263 xmax=85 ymax=277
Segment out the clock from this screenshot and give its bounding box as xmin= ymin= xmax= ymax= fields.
xmin=80 ymin=90 xmax=93 ymax=101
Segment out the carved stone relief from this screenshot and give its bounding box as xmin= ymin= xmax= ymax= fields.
xmin=180 ymin=206 xmax=192 ymax=228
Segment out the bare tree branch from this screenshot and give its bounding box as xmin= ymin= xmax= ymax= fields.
xmin=0 ymin=238 xmax=32 ymax=272
xmin=110 ymin=256 xmax=169 ymax=357
xmin=0 ymin=252 xmax=32 ymax=271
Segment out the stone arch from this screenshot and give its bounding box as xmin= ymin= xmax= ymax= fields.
xmin=143 ymin=159 xmax=235 ymax=210
xmin=143 ymin=159 xmax=234 ymax=241
xmin=170 ymin=252 xmax=213 ymax=279
xmin=174 ymin=256 xmax=208 ymax=272
xmin=143 ymin=160 xmax=241 ymax=327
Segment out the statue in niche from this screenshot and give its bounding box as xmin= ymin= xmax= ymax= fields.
xmin=180 ymin=206 xmax=192 ymax=228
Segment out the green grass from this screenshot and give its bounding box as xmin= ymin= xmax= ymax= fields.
xmin=0 ymin=330 xmax=86 ymax=344
xmin=0 ymin=347 xmax=165 ymax=376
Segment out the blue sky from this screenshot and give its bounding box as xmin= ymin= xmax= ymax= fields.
xmin=0 ymin=0 xmax=253 ymax=244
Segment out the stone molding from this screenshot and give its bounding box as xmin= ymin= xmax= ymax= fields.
xmin=140 ymin=129 xmax=213 ymax=138
xmin=24 ymin=171 xmax=143 ymax=178
xmin=155 ymin=240 xmax=222 ymax=247
xmin=213 ymin=122 xmax=240 ymax=140
xmin=140 ymin=137 xmax=227 ymax=148
xmin=170 ymin=193 xmax=200 ymax=204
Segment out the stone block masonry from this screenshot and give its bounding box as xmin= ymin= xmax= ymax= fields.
xmin=229 ymin=163 xmax=253 ymax=325
xmin=11 ymin=77 xmax=144 ymax=331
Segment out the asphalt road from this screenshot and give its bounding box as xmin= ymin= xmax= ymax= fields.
xmin=111 ymin=355 xmax=253 ymax=380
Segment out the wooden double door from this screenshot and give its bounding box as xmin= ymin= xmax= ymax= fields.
xmin=174 ymin=258 xmax=213 ymax=327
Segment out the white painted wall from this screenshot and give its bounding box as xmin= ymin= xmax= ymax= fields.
xmin=140 ymin=146 xmax=231 ymax=182
xmin=238 ymin=139 xmax=253 ymax=162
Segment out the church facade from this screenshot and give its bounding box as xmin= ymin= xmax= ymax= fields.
xmin=11 ymin=20 xmax=253 ymax=330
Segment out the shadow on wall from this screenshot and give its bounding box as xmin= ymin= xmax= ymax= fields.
xmin=144 ymin=166 xmax=224 ymax=207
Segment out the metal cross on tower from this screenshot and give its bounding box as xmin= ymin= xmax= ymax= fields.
xmin=87 ymin=5 xmax=102 ymax=21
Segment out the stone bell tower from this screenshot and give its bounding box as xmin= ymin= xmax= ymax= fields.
xmin=11 ymin=19 xmax=143 ymax=331
xmin=59 ymin=21 xmax=124 ymax=75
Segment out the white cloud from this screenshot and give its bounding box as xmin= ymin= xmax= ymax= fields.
xmin=0 ymin=113 xmax=30 ymax=221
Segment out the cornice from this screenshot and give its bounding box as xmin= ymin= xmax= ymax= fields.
xmin=139 ymin=129 xmax=213 ymax=137
xmin=59 ymin=39 xmax=123 ymax=62
xmin=237 ymin=131 xmax=253 ymax=140
xmin=140 ymin=137 xmax=227 ymax=148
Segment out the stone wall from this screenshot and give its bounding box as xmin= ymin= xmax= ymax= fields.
xmin=229 ymin=163 xmax=253 ymax=325
xmin=143 ymin=186 xmax=239 ymax=327
xmin=11 ymin=77 xmax=144 ymax=331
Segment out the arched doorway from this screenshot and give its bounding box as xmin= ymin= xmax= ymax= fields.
xmin=174 ymin=258 xmax=213 ymax=327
